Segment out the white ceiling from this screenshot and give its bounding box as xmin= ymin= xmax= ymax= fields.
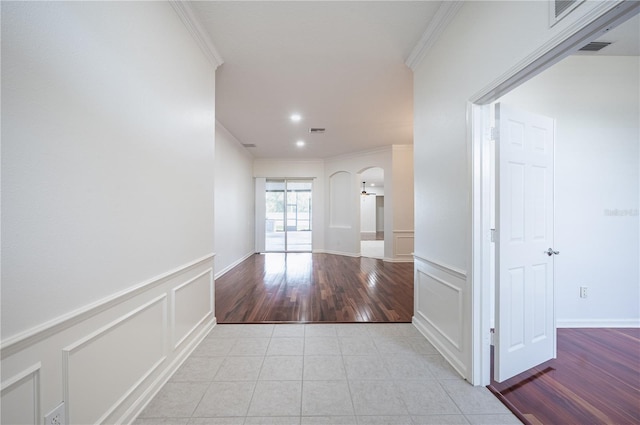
xmin=576 ymin=13 xmax=640 ymax=56
xmin=189 ymin=1 xmax=440 ymax=159
xmin=190 ymin=3 xmax=638 ymax=160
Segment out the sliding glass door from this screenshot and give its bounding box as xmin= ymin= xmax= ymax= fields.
xmin=265 ymin=179 xmax=312 ymax=252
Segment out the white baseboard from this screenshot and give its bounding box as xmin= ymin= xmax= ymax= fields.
xmin=215 ymin=251 xmax=254 ymax=279
xmin=383 ymin=256 xmax=414 ymax=263
xmin=122 ymin=318 xmax=216 ymax=424
xmin=412 ymin=315 xmax=466 ymax=379
xmin=557 ymin=319 xmax=640 ymax=328
xmin=313 ymin=249 xmax=360 ymax=258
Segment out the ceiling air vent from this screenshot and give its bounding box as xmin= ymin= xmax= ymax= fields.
xmin=579 ymin=41 xmax=612 ymax=52
xmin=309 ymin=128 xmax=325 ymax=134
xmin=242 ymin=143 xmax=257 ymax=148
xmin=555 ymin=0 xmax=577 ymax=18
xmin=550 ymin=0 xmax=583 ymax=26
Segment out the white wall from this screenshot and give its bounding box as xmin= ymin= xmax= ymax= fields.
xmin=411 ymin=0 xmax=628 ymax=381
xmin=325 ymin=148 xmax=393 ymax=258
xmin=391 ymin=145 xmax=415 ymax=261
xmin=376 ymin=196 xmax=385 ymax=232
xmin=325 ymin=146 xmax=414 ymax=260
xmin=1 ymin=2 xmax=217 ymax=423
xmin=500 ymin=55 xmax=640 ymax=326
xmin=214 ymin=123 xmax=255 ymax=278
xmin=360 ymin=195 xmax=377 ymax=234
xmin=253 ymin=159 xmax=326 ymax=251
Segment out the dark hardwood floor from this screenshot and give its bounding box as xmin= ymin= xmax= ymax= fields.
xmin=215 ymin=252 xmax=413 ymax=323
xmin=489 ymin=328 xmax=640 ymax=425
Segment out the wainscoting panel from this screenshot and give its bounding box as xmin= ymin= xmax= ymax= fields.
xmin=413 ymin=255 xmax=468 ymax=379
xmin=63 ymin=296 xmax=166 ymax=424
xmin=0 ymin=364 xmax=40 ymax=425
xmin=0 ymin=254 xmax=215 ymax=425
xmin=392 ymin=231 xmax=414 ymax=261
xmin=417 ymin=271 xmax=462 ymax=349
xmin=173 ymin=268 xmax=214 ymax=349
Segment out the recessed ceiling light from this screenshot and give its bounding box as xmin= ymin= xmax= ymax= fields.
xmin=370 ymin=183 xmax=375 ymax=187
xmin=290 ymin=114 xmax=301 ymax=122
xmin=296 ymin=140 xmax=305 ymax=147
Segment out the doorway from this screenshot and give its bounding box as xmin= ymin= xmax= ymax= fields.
xmin=470 ymin=3 xmax=640 ymax=386
xmin=359 ymin=167 xmax=385 ymax=259
xmin=265 ymin=179 xmax=312 ymax=252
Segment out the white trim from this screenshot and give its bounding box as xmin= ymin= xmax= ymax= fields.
xmin=413 ymin=316 xmax=466 ymax=378
xmin=118 ymin=318 xmax=216 ymax=425
xmin=418 ymin=272 xmax=463 ymax=350
xmin=215 ymin=252 xmax=254 ymax=279
xmin=383 ymin=257 xmax=414 ymax=263
xmin=470 ymin=102 xmax=493 ymax=387
xmin=171 ymin=268 xmax=214 ymax=349
xmin=405 ymin=1 xmax=463 ymax=70
xmin=0 ymin=363 xmax=41 ymax=392
xmin=0 ymin=363 xmax=41 ymax=425
xmin=557 ymin=319 xmax=640 ymax=328
xmin=169 ymin=1 xmax=224 ymax=69
xmin=471 ymin=0 xmax=638 ymax=104
xmin=1 ymin=253 xmax=215 ymax=355
xmin=312 ymin=249 xmax=360 ymax=258
xmin=63 ymin=295 xmax=168 ymax=424
xmin=469 ymin=0 xmax=640 ymax=386
xmin=413 ymin=254 xmax=467 ymax=280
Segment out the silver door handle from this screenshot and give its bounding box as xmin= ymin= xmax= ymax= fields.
xmin=545 ymin=248 xmax=559 ymax=256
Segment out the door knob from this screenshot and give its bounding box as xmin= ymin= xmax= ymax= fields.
xmin=545 ymin=248 xmax=559 ymax=256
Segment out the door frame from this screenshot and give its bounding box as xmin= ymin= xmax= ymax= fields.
xmin=467 ymin=1 xmax=639 ymax=386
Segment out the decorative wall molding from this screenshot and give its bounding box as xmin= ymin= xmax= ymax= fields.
xmin=393 ymin=232 xmax=414 ymax=259
xmin=416 ymin=269 xmax=463 ymax=350
xmin=471 ymin=0 xmax=638 ymax=104
xmin=0 ymin=363 xmax=41 ymax=425
xmin=121 ymin=318 xmax=216 ymax=425
xmin=62 ymin=295 xmax=167 ymax=424
xmin=1 ymin=253 xmax=215 ymax=356
xmin=172 ymin=268 xmax=214 ymax=349
xmin=413 ymin=316 xmax=466 ymax=378
xmin=413 ymin=254 xmax=467 ymax=280
xmin=215 ymin=252 xmax=254 ymax=279
xmin=1 ymin=255 xmax=215 ymax=425
xmin=413 ymin=256 xmax=468 ymax=380
xmin=405 ymin=1 xmax=463 ymax=70
xmin=169 ymin=1 xmax=224 ymax=69
xmin=557 ymin=319 xmax=640 ymax=328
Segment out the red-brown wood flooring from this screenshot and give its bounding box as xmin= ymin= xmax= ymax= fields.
xmin=215 ymin=253 xmax=413 ymax=323
xmin=489 ymin=328 xmax=640 ymax=425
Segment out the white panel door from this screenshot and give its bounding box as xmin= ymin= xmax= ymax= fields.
xmin=495 ymin=103 xmax=557 ymax=382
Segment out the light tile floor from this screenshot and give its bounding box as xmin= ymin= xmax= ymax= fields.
xmin=135 ymin=324 xmax=521 ymax=425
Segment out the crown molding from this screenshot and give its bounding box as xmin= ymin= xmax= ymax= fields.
xmin=405 ymin=1 xmax=463 ymax=71
xmin=170 ymin=1 xmax=224 ymax=69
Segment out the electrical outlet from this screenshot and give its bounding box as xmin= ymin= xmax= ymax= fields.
xmin=44 ymin=402 xmax=65 ymax=425
xmin=580 ymin=286 xmax=588 ymax=298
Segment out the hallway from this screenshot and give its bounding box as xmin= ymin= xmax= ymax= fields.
xmin=134 ymin=323 xmax=520 ymax=424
